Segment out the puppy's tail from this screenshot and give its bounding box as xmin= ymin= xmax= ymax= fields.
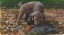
xmin=18 ymin=1 xmax=23 ymax=6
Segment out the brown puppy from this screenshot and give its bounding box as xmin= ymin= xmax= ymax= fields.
xmin=29 ymin=2 xmax=45 ymax=25
xmin=16 ymin=1 xmax=44 ymax=25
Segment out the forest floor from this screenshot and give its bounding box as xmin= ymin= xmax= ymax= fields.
xmin=0 ymin=9 xmax=64 ymax=35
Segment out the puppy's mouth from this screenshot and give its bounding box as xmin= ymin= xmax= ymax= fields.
xmin=34 ymin=23 xmax=37 ymax=25
xmin=34 ymin=21 xmax=40 ymax=25
xmin=34 ymin=20 xmax=39 ymax=25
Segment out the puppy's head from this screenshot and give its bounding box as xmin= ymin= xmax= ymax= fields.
xmin=29 ymin=11 xmax=45 ymax=25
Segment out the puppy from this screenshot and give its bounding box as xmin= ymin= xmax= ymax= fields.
xmin=28 ymin=2 xmax=45 ymax=25
xmin=16 ymin=1 xmax=44 ymax=25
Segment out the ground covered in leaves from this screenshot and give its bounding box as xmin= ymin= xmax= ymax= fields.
xmin=0 ymin=9 xmax=64 ymax=35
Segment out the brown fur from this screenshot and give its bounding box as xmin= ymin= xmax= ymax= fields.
xmin=16 ymin=1 xmax=45 ymax=25
xmin=29 ymin=10 xmax=45 ymax=25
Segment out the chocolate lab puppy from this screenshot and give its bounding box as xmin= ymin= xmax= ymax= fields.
xmin=28 ymin=2 xmax=45 ymax=25
xmin=16 ymin=1 xmax=45 ymax=25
